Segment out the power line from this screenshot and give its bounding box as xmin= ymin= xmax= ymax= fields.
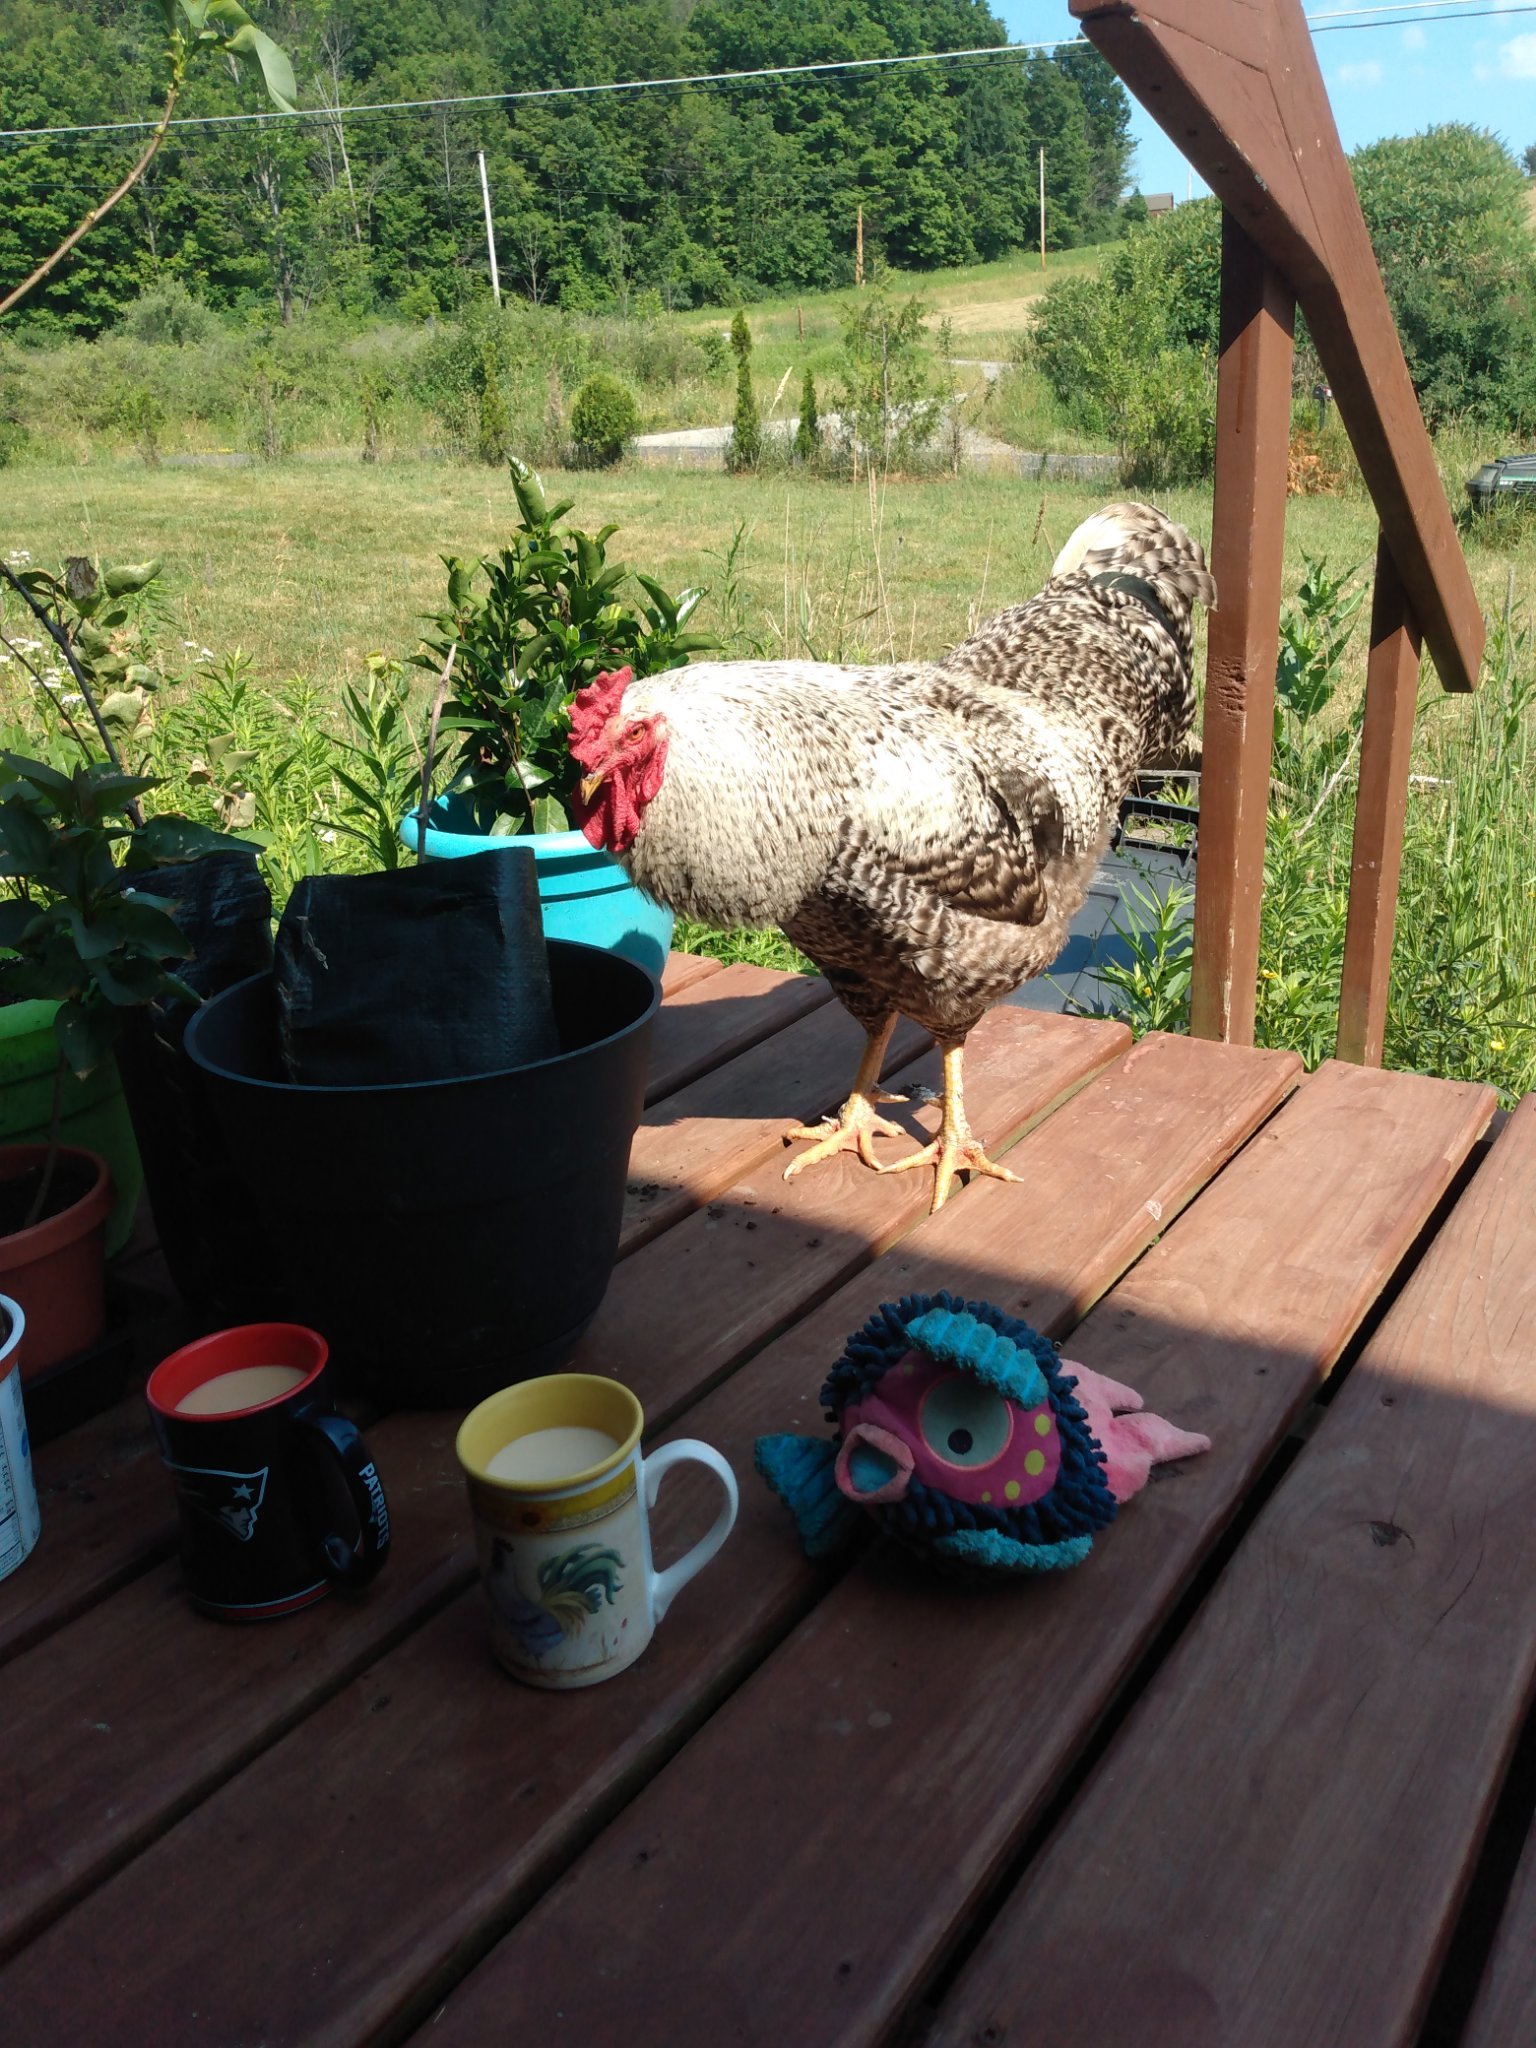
xmin=1311 ymin=1 xmax=1536 ymax=23
xmin=0 ymin=37 xmax=1083 ymax=144
xmin=4 ymin=3 xmax=1531 ymax=149
xmin=1310 ymin=0 xmax=1512 ymax=15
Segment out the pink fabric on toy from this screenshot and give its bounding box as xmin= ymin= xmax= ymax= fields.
xmin=1062 ymin=1361 xmax=1211 ymax=1502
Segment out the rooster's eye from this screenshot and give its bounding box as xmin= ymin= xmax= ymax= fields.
xmin=919 ymin=1374 xmax=1013 ymax=1468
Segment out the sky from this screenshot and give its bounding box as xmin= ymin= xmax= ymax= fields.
xmin=994 ymin=1 xmax=1536 ymax=200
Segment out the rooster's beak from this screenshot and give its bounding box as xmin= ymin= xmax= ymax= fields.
xmin=579 ymin=771 xmax=605 ymax=805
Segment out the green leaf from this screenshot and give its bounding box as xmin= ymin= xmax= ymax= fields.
xmin=1 ymin=753 xmax=74 ymax=802
xmin=530 ymin=795 xmax=568 ymax=834
xmin=100 ymin=558 xmax=162 ymax=596
xmin=87 ymin=952 xmax=168 ymax=1006
xmin=0 ymin=799 xmax=56 ymax=869
xmin=123 ymin=814 xmax=261 ymax=868
xmin=83 ymin=769 xmax=161 ymax=809
xmin=633 ymin=574 xmax=677 ymax=626
xmin=574 ymin=533 xmax=603 ymax=583
xmin=0 ymin=898 xmax=40 ymax=950
xmin=56 ymin=999 xmax=121 ymax=1079
xmin=509 ymin=459 xmax=547 ymax=528
xmin=112 ymin=896 xmax=195 ymax=959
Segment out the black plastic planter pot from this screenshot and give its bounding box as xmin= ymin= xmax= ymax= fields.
xmin=183 ymin=940 xmax=660 ymax=1407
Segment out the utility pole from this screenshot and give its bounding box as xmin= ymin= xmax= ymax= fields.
xmin=477 ymin=149 xmax=501 ymax=306
xmin=1039 ymin=146 xmax=1046 ymax=270
xmin=855 ymin=204 xmax=864 ymax=288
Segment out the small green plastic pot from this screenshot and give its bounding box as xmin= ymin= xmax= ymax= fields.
xmin=0 ymin=1001 xmax=143 ymax=1257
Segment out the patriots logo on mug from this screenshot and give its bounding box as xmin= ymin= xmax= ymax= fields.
xmin=169 ymin=1463 xmax=270 ymax=1544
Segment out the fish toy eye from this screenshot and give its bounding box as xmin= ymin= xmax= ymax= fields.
xmin=919 ymin=1374 xmax=1014 ymax=1468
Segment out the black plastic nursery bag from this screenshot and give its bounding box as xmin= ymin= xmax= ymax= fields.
xmin=272 ymin=849 xmax=560 ymax=1086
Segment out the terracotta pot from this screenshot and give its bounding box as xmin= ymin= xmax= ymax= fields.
xmin=0 ymin=1146 xmax=114 ymax=1382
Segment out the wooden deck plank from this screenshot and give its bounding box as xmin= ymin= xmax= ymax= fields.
xmin=622 ymin=1000 xmax=927 ymax=1256
xmin=643 ymin=960 xmax=828 ymax=1105
xmin=0 ymin=1034 xmax=1302 ymax=2048
xmin=0 ymin=1398 xmax=168 ymax=1668
xmin=0 ymin=965 xmax=816 ymax=1668
xmin=658 ymin=950 xmax=722 ymax=996
xmin=594 ymin=1008 xmax=1131 ymax=1428
xmin=0 ymin=1010 xmax=1116 ymax=1969
xmin=1462 ymin=1804 xmax=1536 ymax=2048
xmin=419 ymin=1060 xmax=1496 ymax=2048
xmin=932 ymin=1094 xmax=1536 ymax=2048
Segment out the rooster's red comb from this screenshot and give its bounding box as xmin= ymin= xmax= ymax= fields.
xmin=568 ymin=666 xmax=634 ymax=767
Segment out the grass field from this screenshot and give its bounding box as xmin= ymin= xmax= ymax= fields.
xmin=2 ymin=453 xmax=1528 ymax=692
xmin=677 ymin=244 xmax=1101 ymax=371
xmin=3 ymin=451 xmax=1533 ymax=1098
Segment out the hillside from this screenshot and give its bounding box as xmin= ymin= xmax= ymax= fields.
xmin=0 ymin=0 xmax=1135 ymax=338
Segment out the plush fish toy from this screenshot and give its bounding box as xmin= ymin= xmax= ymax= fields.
xmin=755 ymin=1292 xmax=1210 ymax=1573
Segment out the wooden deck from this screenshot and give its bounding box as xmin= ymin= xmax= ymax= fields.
xmin=4 ymin=957 xmax=1536 ymax=2046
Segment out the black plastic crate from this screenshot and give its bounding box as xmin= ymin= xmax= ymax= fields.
xmin=1006 ymin=776 xmax=1197 ymax=1019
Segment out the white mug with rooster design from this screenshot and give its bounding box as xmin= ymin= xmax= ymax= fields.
xmin=456 ymin=1373 xmax=738 ymax=1689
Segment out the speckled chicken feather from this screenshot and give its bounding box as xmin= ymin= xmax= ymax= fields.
xmin=611 ymin=502 xmax=1214 ymax=1040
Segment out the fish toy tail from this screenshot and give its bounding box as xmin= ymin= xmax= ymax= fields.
xmin=754 ymin=1434 xmax=862 ymax=1559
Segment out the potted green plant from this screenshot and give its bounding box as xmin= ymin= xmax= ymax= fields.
xmin=0 ymin=547 xmax=259 ymax=1379
xmin=398 ymin=459 xmax=717 ymax=975
xmin=0 ymin=752 xmax=252 ymax=1378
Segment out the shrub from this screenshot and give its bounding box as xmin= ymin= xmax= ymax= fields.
xmin=1029 ymin=201 xmax=1219 ymax=484
xmin=835 ymin=291 xmax=941 ymax=468
xmin=118 ymin=279 xmax=217 ymax=348
xmin=477 ymin=338 xmax=512 ymax=466
xmin=569 ymin=372 xmax=639 ymax=464
xmin=794 ymin=368 xmax=821 ymax=461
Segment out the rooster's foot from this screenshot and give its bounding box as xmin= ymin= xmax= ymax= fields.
xmin=783 ymin=1091 xmax=910 ymax=1178
xmin=876 ymin=1130 xmax=1018 ymax=1213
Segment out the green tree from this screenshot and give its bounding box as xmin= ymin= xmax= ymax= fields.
xmin=1352 ymin=125 xmax=1536 ymax=430
xmin=727 ymin=311 xmax=760 ymax=472
xmin=1055 ymin=42 xmax=1136 ymax=227
xmin=0 ymin=0 xmax=294 ymax=324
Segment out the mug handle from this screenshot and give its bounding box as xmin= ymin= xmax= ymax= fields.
xmin=295 ymin=1409 xmax=392 ymax=1590
xmin=642 ymin=1439 xmax=739 ymax=1623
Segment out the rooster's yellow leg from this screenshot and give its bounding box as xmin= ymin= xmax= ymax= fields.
xmin=876 ymin=1040 xmax=1019 ymax=1212
xmin=783 ymin=1016 xmax=908 ymax=1179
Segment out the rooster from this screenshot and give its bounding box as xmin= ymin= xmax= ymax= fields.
xmin=570 ymin=502 xmax=1215 ymax=1211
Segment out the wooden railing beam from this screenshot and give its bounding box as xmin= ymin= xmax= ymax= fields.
xmin=1190 ymin=212 xmax=1294 ymax=1046
xmin=1072 ymin=0 xmax=1484 ymax=697
xmin=1336 ymin=537 xmax=1422 ymax=1065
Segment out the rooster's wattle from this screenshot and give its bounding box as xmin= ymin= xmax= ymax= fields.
xmin=570 ymin=502 xmax=1215 ymax=1210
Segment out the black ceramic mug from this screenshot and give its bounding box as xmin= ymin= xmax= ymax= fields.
xmin=146 ymin=1323 xmax=390 ymax=1620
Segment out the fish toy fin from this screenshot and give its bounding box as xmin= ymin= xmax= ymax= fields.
xmin=1065 ymin=1361 xmax=1212 ymax=1503
xmin=931 ymin=1528 xmax=1096 ymax=1574
xmin=754 ymin=1434 xmax=862 ymax=1559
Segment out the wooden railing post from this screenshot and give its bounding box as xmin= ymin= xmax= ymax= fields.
xmin=1190 ymin=210 xmax=1295 ymax=1046
xmin=1336 ymin=537 xmax=1422 ymax=1065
